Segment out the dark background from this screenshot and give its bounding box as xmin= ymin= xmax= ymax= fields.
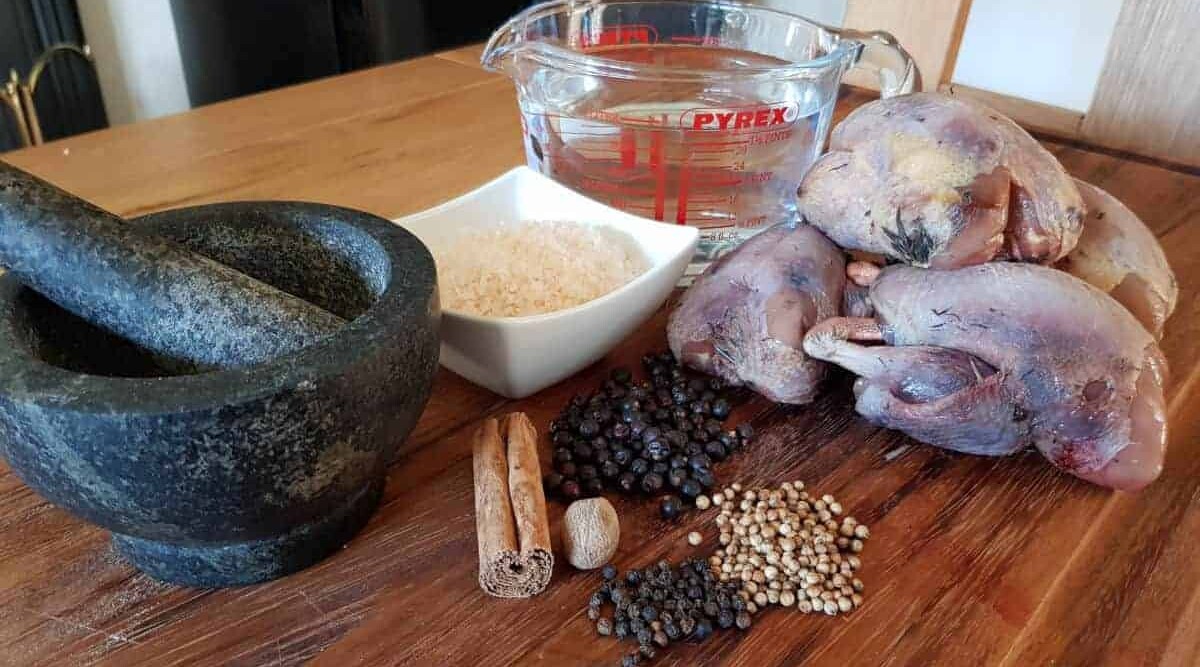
xmin=168 ymin=0 xmax=528 ymax=108
xmin=0 ymin=0 xmax=530 ymax=152
xmin=0 ymin=0 xmax=107 ymax=152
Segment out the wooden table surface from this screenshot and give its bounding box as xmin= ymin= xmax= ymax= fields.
xmin=1 ymin=45 xmax=1198 ymax=667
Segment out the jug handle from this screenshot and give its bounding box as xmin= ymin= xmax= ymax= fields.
xmin=834 ymin=29 xmax=920 ymax=97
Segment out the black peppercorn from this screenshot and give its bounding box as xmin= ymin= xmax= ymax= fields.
xmin=659 ymin=495 xmax=683 ymax=520
xmin=735 ymin=612 xmax=752 ymax=630
xmin=621 ymin=653 xmax=640 ymax=667
xmin=611 ymin=587 xmax=628 ymax=606
xmin=639 ymin=645 xmax=656 ymax=660
xmin=640 ymin=472 xmax=664 ymax=494
xmin=691 ymin=618 xmax=713 ymax=641
xmin=650 ymin=461 xmax=669 ymax=475
xmin=612 ymin=446 xmax=633 ymax=466
xmin=610 ymin=422 xmax=630 ymax=441
xmin=641 ymin=605 xmax=658 ymax=622
xmin=643 ymin=440 xmax=670 ymax=462
xmin=617 ymin=472 xmax=638 ymax=493
xmin=554 ymin=447 xmax=573 ymax=464
xmin=636 ymin=628 xmax=653 ymax=646
xmin=625 ymin=570 xmax=642 ymax=586
xmin=717 ymin=609 xmax=735 ymax=629
xmin=680 ymin=479 xmax=702 ymax=498
xmin=588 ymin=606 xmax=601 ymax=621
xmin=560 ymin=479 xmax=582 ymax=500
xmin=593 ymin=448 xmax=611 ymax=464
xmin=693 ymin=470 xmax=715 ymax=490
xmin=703 ymin=601 xmax=719 ymax=617
xmin=652 ymin=630 xmax=669 ymax=648
xmin=710 ymin=398 xmax=731 ymax=419
xmin=558 ymin=461 xmax=578 ymax=478
xmin=640 ymin=425 xmax=661 ymax=443
xmin=664 ymin=622 xmax=681 ymax=640
xmin=704 ymin=441 xmax=727 ymax=461
xmin=629 ymin=458 xmax=650 ymax=476
xmin=584 ymin=478 xmax=604 ymax=496
xmin=579 ymin=419 xmax=600 ymax=437
xmin=597 ymin=617 xmax=613 ymax=636
xmin=736 ymin=422 xmax=754 ymax=441
xmin=688 ymin=454 xmax=711 ymax=473
xmin=602 ymin=563 xmax=618 ymax=581
xmin=573 ymin=442 xmax=594 ymax=461
xmin=578 ymin=464 xmax=599 ymax=481
xmin=667 ymin=468 xmax=687 ymax=489
xmin=600 ymin=460 xmax=621 ymax=479
xmin=543 ymin=471 xmax=564 ymax=492
xmin=704 ymin=420 xmax=724 ymax=437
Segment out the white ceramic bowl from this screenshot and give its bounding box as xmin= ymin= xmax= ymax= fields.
xmin=394 ymin=167 xmax=698 ymax=399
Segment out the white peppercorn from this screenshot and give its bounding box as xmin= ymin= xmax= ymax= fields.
xmin=706 ymin=480 xmax=870 ymax=617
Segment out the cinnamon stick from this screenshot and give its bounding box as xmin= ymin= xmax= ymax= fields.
xmin=472 ymin=413 xmax=553 ymax=598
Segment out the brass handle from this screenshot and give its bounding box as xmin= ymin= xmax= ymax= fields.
xmin=3 ymin=43 xmax=95 ymax=148
xmin=2 ymin=71 xmax=33 ymax=147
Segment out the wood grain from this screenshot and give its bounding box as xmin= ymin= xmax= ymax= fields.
xmin=843 ymin=0 xmax=973 ymax=89
xmin=940 ymin=82 xmax=1085 ymax=138
xmin=1081 ymin=0 xmax=1200 ymax=167
xmin=0 ymin=49 xmax=1198 ymax=667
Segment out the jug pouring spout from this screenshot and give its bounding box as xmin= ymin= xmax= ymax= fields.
xmin=481 ymin=13 xmax=524 ymax=73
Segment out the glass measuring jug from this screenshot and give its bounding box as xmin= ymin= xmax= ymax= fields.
xmin=482 ymin=0 xmax=918 ymax=276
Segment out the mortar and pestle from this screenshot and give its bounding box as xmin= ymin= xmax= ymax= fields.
xmin=0 ymin=161 xmax=440 ymax=586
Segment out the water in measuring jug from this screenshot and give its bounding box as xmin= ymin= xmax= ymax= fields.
xmin=518 ymin=45 xmax=836 ymax=275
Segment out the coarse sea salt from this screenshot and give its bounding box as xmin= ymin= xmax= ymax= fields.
xmin=432 ymin=220 xmax=649 ymax=318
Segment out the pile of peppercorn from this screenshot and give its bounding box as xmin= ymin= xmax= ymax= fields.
xmin=589 ymin=559 xmax=752 ymax=666
xmin=542 ymin=352 xmax=753 ymax=519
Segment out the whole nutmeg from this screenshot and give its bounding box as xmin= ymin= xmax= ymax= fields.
xmin=562 ymin=497 xmax=620 ymax=570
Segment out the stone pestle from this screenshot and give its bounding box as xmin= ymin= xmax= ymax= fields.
xmin=0 ymin=160 xmax=345 ymax=370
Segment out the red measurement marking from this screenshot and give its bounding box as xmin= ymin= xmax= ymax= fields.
xmin=669 ymin=35 xmax=722 ymax=46
xmin=650 ymin=127 xmax=665 ymax=221
xmin=580 ymin=25 xmax=658 ymax=48
xmin=687 ymin=139 xmax=749 ymax=147
xmin=619 ymin=128 xmax=637 ymax=169
xmin=676 ymin=157 xmax=690 ymax=224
